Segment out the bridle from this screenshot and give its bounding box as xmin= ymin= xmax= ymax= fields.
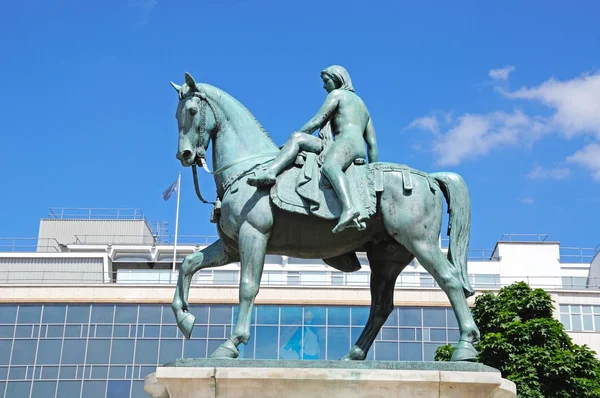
xmin=187 ymin=87 xmax=278 ymax=207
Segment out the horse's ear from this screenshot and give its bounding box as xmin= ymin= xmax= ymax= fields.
xmin=170 ymin=81 xmax=181 ymax=93
xmin=184 ymin=72 xmax=197 ymax=91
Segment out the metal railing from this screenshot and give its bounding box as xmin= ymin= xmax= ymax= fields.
xmin=560 ymin=246 xmax=600 ymax=263
xmin=0 ymin=269 xmax=598 ymax=291
xmin=500 ymin=233 xmax=549 ymax=242
xmin=47 ymin=207 xmax=147 ymax=221
xmin=0 ymin=238 xmax=61 ymax=253
xmin=73 ymin=234 xmax=219 ymax=246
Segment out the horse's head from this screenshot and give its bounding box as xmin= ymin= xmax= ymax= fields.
xmin=170 ymin=72 xmax=219 ymax=167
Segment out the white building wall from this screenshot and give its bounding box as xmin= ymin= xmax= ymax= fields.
xmin=494 ymin=242 xmax=562 ymax=287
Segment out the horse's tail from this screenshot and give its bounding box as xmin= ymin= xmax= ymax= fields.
xmin=431 ymin=172 xmax=474 ymax=298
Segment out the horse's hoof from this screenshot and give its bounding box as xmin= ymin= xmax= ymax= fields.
xmin=209 ymin=338 xmax=240 ymax=359
xmin=341 ymin=345 xmax=366 ymax=361
xmin=451 ymin=340 xmax=478 ymax=362
xmin=177 ymin=313 xmax=195 ymax=339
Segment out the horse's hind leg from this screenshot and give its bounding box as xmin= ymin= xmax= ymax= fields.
xmin=172 ymin=239 xmax=238 ymax=339
xmin=342 ymin=242 xmax=414 ymax=360
xmin=404 ymin=238 xmax=480 ymax=361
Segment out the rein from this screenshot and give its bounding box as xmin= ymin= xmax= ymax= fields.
xmin=189 ymin=87 xmax=278 ymax=206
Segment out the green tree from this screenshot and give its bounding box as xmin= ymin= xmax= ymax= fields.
xmin=435 ymin=281 xmax=600 ymax=398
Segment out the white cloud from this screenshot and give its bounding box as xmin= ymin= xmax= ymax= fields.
xmin=566 ymin=143 xmax=600 ymax=181
xmin=520 ymin=197 xmax=535 ymax=205
xmin=410 ymin=110 xmax=547 ymax=166
xmin=527 ymin=165 xmax=571 ymax=180
xmin=502 ymin=71 xmax=600 ymax=139
xmin=408 ymin=116 xmax=439 ymax=134
xmin=489 ymin=66 xmax=516 ymax=81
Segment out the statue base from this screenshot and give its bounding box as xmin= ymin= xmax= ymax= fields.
xmin=144 ymin=359 xmax=516 ymax=398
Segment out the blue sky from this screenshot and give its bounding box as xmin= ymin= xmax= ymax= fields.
xmin=0 ymin=0 xmax=599 ymax=252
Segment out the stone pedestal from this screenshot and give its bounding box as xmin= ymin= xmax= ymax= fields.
xmin=144 ymin=359 xmax=516 ymax=398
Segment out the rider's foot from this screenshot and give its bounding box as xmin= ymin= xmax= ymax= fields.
xmin=247 ymin=170 xmax=277 ymax=187
xmin=332 ymin=208 xmax=360 ymax=233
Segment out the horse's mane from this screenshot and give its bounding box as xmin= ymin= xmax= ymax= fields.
xmin=206 ymin=84 xmax=277 ymax=147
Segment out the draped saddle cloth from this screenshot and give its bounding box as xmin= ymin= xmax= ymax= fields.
xmin=270 ymin=152 xmax=377 ymax=223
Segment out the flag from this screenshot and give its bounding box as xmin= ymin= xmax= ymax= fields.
xmin=162 ymin=177 xmax=179 ymax=201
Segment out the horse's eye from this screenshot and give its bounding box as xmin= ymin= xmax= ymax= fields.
xmin=189 ymin=107 xmax=198 ymax=115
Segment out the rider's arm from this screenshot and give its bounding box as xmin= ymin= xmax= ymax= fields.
xmin=364 ymin=118 xmax=379 ymax=163
xmin=297 ymin=92 xmax=339 ymax=134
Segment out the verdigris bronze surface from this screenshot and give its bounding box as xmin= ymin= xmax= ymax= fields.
xmin=169 ymin=67 xmax=480 ymax=363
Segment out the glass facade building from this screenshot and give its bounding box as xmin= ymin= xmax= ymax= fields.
xmin=0 ymin=303 xmax=460 ymax=398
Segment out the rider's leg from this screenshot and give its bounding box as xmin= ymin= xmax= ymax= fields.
xmin=321 ymin=139 xmax=361 ymax=233
xmin=247 ymin=132 xmax=322 ymax=187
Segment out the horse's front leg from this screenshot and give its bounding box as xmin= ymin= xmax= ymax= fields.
xmin=172 ymin=239 xmax=238 ymax=339
xmin=209 ymin=223 xmax=269 ymax=359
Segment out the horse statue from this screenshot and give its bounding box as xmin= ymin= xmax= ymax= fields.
xmin=169 ymin=72 xmax=480 ymax=362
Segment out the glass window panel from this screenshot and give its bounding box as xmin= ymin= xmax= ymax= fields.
xmin=144 ymin=325 xmax=160 ymax=338
xmin=11 ymin=339 xmax=36 ymax=365
xmin=135 ymin=340 xmax=159 ymax=365
xmin=0 ymin=366 xmax=7 ymax=379
xmin=381 ymin=327 xmax=398 ymax=341
xmin=109 ymin=366 xmax=126 ymax=379
xmin=139 ymin=305 xmax=162 ymax=323
xmin=448 ymin=329 xmax=460 ymax=342
xmin=351 ymin=307 xmax=369 ymax=326
xmin=328 ymin=307 xmax=350 ymax=326
xmin=82 ymin=380 xmax=106 ymax=398
xmin=570 ymin=305 xmax=581 ymax=313
xmin=15 ymin=325 xmax=33 ymax=338
xmin=32 ymin=380 xmax=56 ymax=398
xmin=59 ymin=366 xmax=77 ymax=379
xmin=255 ymin=326 xmax=278 ymax=359
xmin=239 ymin=333 xmax=255 ymax=359
xmin=111 ymin=340 xmax=134 ymax=365
xmin=185 ymin=305 xmax=209 ymax=324
xmin=572 ymin=314 xmax=583 ymax=331
xmin=125 ymin=366 xmax=133 ymax=379
xmin=583 ymin=315 xmax=594 ymax=331
xmin=33 ymin=365 xmax=41 ymax=379
xmin=161 ymin=305 xmax=176 ymax=324
xmin=304 ymin=307 xmax=326 ymax=325
xmin=594 ymin=306 xmax=600 ymax=314
xmin=595 ymin=315 xmax=600 ymax=331
xmin=192 ymin=326 xmax=208 ymax=339
xmin=42 ymin=305 xmax=66 ymax=324
xmin=447 ymin=309 xmax=458 ymax=328
xmin=159 ymin=339 xmax=182 ymax=364
xmin=18 ymin=306 xmax=41 ymax=323
xmin=400 ymin=342 xmax=422 ymax=361
xmin=423 ymin=308 xmax=446 ymax=327
xmin=416 ymin=328 xmax=423 ymax=342
xmin=91 ymin=305 xmax=114 ymax=323
xmin=399 ymin=328 xmax=415 ymax=341
xmin=113 ymin=325 xmax=129 ymax=338
xmin=0 ymin=325 xmax=14 ymax=338
xmin=107 ymin=380 xmax=131 ymax=398
xmin=303 ymin=326 xmax=325 ymax=360
xmin=374 ymin=341 xmax=398 ymax=361
xmin=279 ymin=325 xmax=303 ymax=360
xmin=326 ymin=327 xmax=350 ymax=360
xmin=559 ymin=304 xmax=569 ymax=313
xmin=207 ymin=339 xmax=227 ymax=357
xmin=209 ymin=306 xmax=232 ymax=324
xmin=208 ymin=325 xmax=225 ymax=339
xmin=6 ymin=381 xmax=31 ymax=397
xmin=115 ymin=305 xmax=138 ymax=323
xmin=280 ymin=306 xmax=302 ymax=325
xmin=158 ymin=325 xmax=175 ymax=339
xmin=0 ymin=305 xmax=17 ymax=324
xmin=67 ymin=305 xmax=90 ymax=323
xmin=384 ymin=309 xmax=398 ymax=327
xmin=422 ymin=328 xmax=430 ymax=342
xmin=257 ymin=306 xmax=279 ymax=325
xmin=41 ymin=366 xmax=59 ymax=379
xmin=95 ymin=325 xmax=112 ymax=338
xmin=92 ymin=365 xmax=108 ymax=379
xmin=46 ymin=325 xmax=63 ymax=338
xmin=132 ymin=380 xmax=147 ymax=398
xmin=37 ymin=339 xmax=62 ymax=364
xmin=583 ymin=306 xmax=593 ymax=314
xmin=430 ymin=329 xmax=447 ymax=342
xmin=86 ymin=339 xmax=110 ymax=364
xmin=9 ymin=366 xmax=26 ymax=379
xmin=58 ymin=381 xmax=81 ymax=397
xmin=399 ymin=308 xmax=421 ymax=327
xmin=424 ymin=343 xmax=443 ymax=361
xmin=32 ymin=325 xmax=40 ymax=338
xmin=183 ymin=339 xmax=207 ymax=358
xmin=64 ymin=325 xmax=81 ymax=338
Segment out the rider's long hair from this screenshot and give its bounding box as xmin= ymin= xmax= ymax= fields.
xmin=321 ymin=65 xmax=355 ymax=92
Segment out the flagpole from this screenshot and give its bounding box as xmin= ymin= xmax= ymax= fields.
xmin=172 ymin=172 xmax=181 ymax=273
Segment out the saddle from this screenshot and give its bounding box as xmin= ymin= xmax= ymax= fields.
xmin=269 ymin=152 xmax=377 ymax=225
